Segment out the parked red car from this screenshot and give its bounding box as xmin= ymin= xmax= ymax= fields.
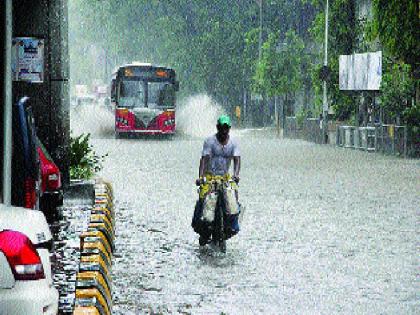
xmin=12 ymin=97 xmax=40 ymax=210
xmin=37 ymin=137 xmax=63 ymax=215
xmin=11 ymin=97 xmax=63 ymax=220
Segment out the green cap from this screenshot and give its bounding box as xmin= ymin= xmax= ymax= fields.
xmin=217 ymin=115 xmax=231 ymax=127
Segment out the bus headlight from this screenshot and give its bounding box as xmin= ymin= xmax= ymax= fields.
xmin=164 ymin=119 xmax=175 ymax=126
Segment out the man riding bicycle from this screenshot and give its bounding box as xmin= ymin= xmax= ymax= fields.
xmin=192 ymin=115 xmax=241 ymax=246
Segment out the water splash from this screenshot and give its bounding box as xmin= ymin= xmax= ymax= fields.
xmin=70 ymin=104 xmax=115 ymax=138
xmin=176 ymin=94 xmax=225 ymax=138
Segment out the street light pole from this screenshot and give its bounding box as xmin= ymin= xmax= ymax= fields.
xmin=258 ymin=0 xmax=263 ymax=61
xmin=322 ymin=0 xmax=329 ymax=144
xmin=2 ymin=0 xmax=13 ymax=205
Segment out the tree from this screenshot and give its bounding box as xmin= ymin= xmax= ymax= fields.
xmin=255 ymin=30 xmax=305 ymax=98
xmin=372 ymin=0 xmax=420 ymax=106
xmin=381 ymin=62 xmax=416 ymax=122
xmin=309 ymin=0 xmax=357 ymax=121
xmin=372 ymin=0 xmax=419 ymax=68
xmin=254 ymin=29 xmax=306 ymax=124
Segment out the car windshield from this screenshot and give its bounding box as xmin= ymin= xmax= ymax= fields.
xmin=119 ymin=80 xmax=145 ymax=108
xmin=148 ymin=82 xmax=175 ymax=109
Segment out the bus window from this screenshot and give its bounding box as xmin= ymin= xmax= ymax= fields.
xmin=148 ymin=82 xmax=175 ymax=108
xmin=119 ymin=80 xmax=145 ymax=108
xmin=111 ymin=79 xmax=116 ymax=101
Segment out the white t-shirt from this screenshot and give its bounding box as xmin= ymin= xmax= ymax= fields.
xmin=201 ymin=134 xmax=240 ymax=175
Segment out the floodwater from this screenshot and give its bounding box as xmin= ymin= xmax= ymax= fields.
xmin=73 ymin=97 xmax=419 ymax=314
xmin=51 ymin=199 xmax=93 ymax=314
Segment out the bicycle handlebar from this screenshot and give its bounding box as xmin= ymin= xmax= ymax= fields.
xmin=195 ymin=175 xmax=238 ymax=187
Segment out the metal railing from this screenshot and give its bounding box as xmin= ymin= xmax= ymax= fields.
xmin=286 ymin=118 xmax=416 ymax=157
xmin=284 ymin=117 xmax=323 ymax=143
xmin=376 ymin=124 xmax=408 ymax=157
xmin=337 ymin=124 xmax=409 ymax=157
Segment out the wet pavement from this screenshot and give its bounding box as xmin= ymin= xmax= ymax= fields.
xmin=86 ymin=128 xmax=419 ymax=314
xmin=51 ymin=197 xmax=93 ymax=314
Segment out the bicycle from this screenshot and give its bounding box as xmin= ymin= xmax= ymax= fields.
xmin=195 ymin=175 xmax=240 ymax=253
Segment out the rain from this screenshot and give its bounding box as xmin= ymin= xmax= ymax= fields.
xmin=64 ymin=0 xmax=420 ymax=314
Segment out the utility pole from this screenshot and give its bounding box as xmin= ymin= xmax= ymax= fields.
xmin=2 ymin=0 xmax=12 ymax=205
xmin=322 ymin=0 xmax=329 ymax=144
xmin=258 ymin=0 xmax=263 ymax=61
xmin=257 ymin=0 xmax=268 ymax=126
xmin=274 ymin=96 xmax=280 ymax=136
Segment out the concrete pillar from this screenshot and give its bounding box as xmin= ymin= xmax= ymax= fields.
xmin=48 ymin=0 xmax=70 ymax=186
xmin=12 ymin=0 xmax=70 ymax=185
xmin=0 ymin=1 xmax=6 ymax=202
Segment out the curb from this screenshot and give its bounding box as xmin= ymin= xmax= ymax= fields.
xmin=73 ymin=179 xmax=115 ymax=315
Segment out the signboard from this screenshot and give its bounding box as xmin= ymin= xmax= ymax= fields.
xmin=339 ymin=51 xmax=382 ymax=91
xmin=12 ymin=37 xmax=44 ymax=83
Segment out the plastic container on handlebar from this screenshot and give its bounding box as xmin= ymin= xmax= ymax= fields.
xmin=193 ymin=175 xmax=241 ymax=252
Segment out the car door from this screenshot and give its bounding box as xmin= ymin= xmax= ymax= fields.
xmin=11 ymin=97 xmax=41 ymax=209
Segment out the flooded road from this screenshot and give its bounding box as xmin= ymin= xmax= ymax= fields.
xmin=89 ymin=127 xmax=419 ymax=314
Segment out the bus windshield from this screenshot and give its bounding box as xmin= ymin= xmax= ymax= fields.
xmin=148 ymin=82 xmax=175 ymax=109
xmin=119 ymin=80 xmax=145 ymax=108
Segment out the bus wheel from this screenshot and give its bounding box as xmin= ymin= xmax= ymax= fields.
xmin=115 ymin=132 xmax=120 ymax=139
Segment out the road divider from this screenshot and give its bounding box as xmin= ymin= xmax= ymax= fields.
xmin=74 ymin=179 xmax=115 ymax=315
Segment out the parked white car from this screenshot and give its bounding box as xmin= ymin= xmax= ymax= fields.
xmin=0 ymin=204 xmax=58 ymax=315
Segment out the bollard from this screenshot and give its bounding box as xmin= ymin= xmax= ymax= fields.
xmin=88 ymin=222 xmax=114 ymax=247
xmin=74 ymin=178 xmax=115 ymax=315
xmin=95 ymin=192 xmax=113 ymax=202
xmin=81 ymin=243 xmax=112 ymax=269
xmin=73 ymin=306 xmax=100 ymax=315
xmin=90 ymin=214 xmax=114 ymax=242
xmin=74 ymin=288 xmax=110 ymax=315
xmin=91 ymin=207 xmax=115 ymax=229
xmin=90 ymin=214 xmax=113 ymax=232
xmin=94 ymin=186 xmax=113 ymax=197
xmin=94 ymin=180 xmax=113 ymax=195
xmin=81 ymin=230 xmax=113 ymax=255
xmin=80 ymin=254 xmax=111 ymax=274
xmin=76 ymin=271 xmax=112 ymax=312
xmin=94 ymin=198 xmax=113 ymax=210
xmin=79 ymin=256 xmax=111 ymax=292
xmin=92 ymin=205 xmax=114 ymax=221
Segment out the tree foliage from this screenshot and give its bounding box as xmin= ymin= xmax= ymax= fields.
xmin=254 ymin=30 xmax=305 ymax=98
xmin=68 ymin=0 xmax=418 ymax=127
xmin=381 ymin=61 xmax=416 ymax=122
xmin=69 ymin=0 xmax=319 ymax=114
xmin=372 ymin=0 xmax=420 ymax=67
xmin=309 ymin=0 xmax=356 ymax=120
xmin=69 ymin=0 xmax=259 ymax=108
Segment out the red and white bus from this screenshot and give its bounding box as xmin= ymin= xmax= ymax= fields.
xmin=111 ymin=62 xmax=179 ymax=137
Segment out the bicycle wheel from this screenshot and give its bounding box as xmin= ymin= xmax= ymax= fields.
xmin=212 ymin=191 xmax=226 ymax=252
xmin=212 ymin=193 xmax=226 ymax=251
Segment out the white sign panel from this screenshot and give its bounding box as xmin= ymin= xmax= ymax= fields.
xmin=339 ymin=51 xmax=382 ymax=91
xmin=12 ymin=37 xmax=44 ymax=83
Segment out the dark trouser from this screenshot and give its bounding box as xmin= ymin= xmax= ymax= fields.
xmin=191 ymin=200 xmax=211 ymax=238
xmin=191 ymin=200 xmax=239 ymax=239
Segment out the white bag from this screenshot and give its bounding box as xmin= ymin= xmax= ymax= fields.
xmin=202 ymin=192 xmax=217 ymax=222
xmin=224 ymin=186 xmax=240 ymax=215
